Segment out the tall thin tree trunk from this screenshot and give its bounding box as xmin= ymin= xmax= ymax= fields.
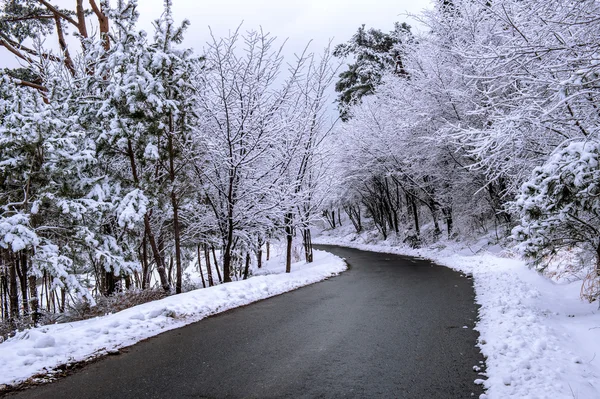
xmin=197 ymin=245 xmax=206 ymax=288
xmin=223 ymin=218 xmax=235 ymax=283
xmin=303 ymin=228 xmax=313 ymax=263
xmin=285 ymin=213 xmax=293 ymax=273
xmin=168 ymin=123 xmax=183 ymax=294
xmin=18 ymin=252 xmax=29 ymax=315
xmin=50 ymin=287 xmax=56 ymax=313
xmin=257 ymin=238 xmax=263 ymax=269
xmin=8 ymin=257 xmax=18 ymax=321
xmin=141 ymin=233 xmax=150 ymax=289
xmin=409 ymin=195 xmax=420 ymax=236
xmin=59 ymin=287 xmax=66 ymax=313
xmin=212 ymin=247 xmax=223 ymax=283
xmin=1 ymin=266 xmax=8 ymax=320
xmin=596 ymin=242 xmax=600 ymax=276
xmin=223 ymin=166 xmax=236 ymax=283
xmin=266 ymin=241 xmax=270 ymax=261
xmin=43 ymin=271 xmax=50 ymax=311
xmin=204 ymin=244 xmax=214 ymax=287
xmin=28 ymin=274 xmax=39 ymax=325
xmin=106 ymin=270 xmax=115 ymax=296
xmin=444 ymin=207 xmax=453 ymax=238
xmin=168 ymin=256 xmax=174 ymax=286
xmin=243 ymin=253 xmax=250 ymax=280
xmin=128 ymin=139 xmax=170 ymax=292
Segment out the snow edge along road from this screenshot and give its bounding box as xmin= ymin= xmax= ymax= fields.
xmin=0 ymin=250 xmax=347 ymax=389
xmin=313 ymin=237 xmax=600 ymax=399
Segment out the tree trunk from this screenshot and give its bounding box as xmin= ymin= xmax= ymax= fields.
xmin=223 ymin=163 xmax=236 ymax=283
xmin=266 ymin=241 xmax=270 ymax=261
xmin=172 ymin=193 xmax=183 ymax=294
xmin=223 ymin=241 xmax=233 ymax=283
xmin=257 ymin=238 xmax=263 ymax=269
xmin=204 ymin=244 xmax=214 ymax=287
xmin=444 ymin=208 xmax=453 ymax=238
xmin=197 ymin=245 xmax=206 ymax=288
xmin=168 ymin=256 xmax=173 ymax=286
xmin=344 ymin=205 xmax=362 ymax=233
xmin=59 ymin=287 xmax=66 ymax=313
xmin=8 ymin=258 xmax=19 ymax=321
xmin=285 ymin=213 xmax=293 ymax=273
xmin=303 ymin=228 xmax=313 ymax=263
xmin=1 ymin=266 xmax=8 ymax=320
xmin=596 ymin=242 xmax=600 ymax=276
xmin=28 ymin=274 xmax=39 ymax=325
xmin=211 ymin=247 xmax=223 ymax=283
xmin=128 ymin=139 xmax=170 ymax=292
xmin=89 ymin=0 xmax=110 ymax=51
xmin=106 ymin=269 xmax=116 ymax=296
xmin=429 ymin=200 xmax=441 ymax=237
xmin=168 ymin=125 xmax=183 ymax=294
xmin=243 ymin=253 xmax=251 ymax=280
xmin=43 ymin=271 xmax=50 ymax=312
xmin=411 ymin=195 xmax=420 ymax=236
xmin=141 ymin=233 xmax=150 ymax=289
xmin=17 ymin=252 xmax=29 ymax=315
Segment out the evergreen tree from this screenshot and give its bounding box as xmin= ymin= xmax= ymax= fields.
xmin=513 ymin=140 xmax=600 ymax=301
xmin=333 ymin=22 xmax=411 ymax=119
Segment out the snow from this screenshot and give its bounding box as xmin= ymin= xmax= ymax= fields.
xmin=314 ymin=234 xmax=600 ymax=399
xmin=115 ymin=189 xmax=149 ymax=229
xmin=0 ymin=249 xmax=346 ymax=388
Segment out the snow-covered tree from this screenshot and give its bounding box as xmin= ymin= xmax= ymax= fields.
xmin=513 ymin=140 xmax=600 ymax=300
xmin=333 ymin=22 xmax=411 ymax=119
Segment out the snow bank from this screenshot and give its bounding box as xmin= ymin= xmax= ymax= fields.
xmin=0 ymin=250 xmax=346 ymax=388
xmin=314 ymin=236 xmax=600 ymax=399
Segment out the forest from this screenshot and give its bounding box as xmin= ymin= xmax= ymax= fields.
xmin=1 ymin=0 xmax=600 ymax=335
xmin=326 ymin=0 xmax=600 ymax=302
xmin=0 ymin=0 xmax=338 ymax=333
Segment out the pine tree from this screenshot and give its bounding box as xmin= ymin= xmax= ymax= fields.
xmin=333 ymin=22 xmax=411 ymax=119
xmin=513 ymin=140 xmax=600 ymax=301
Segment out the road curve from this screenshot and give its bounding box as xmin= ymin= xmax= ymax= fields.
xmin=7 ymin=245 xmax=485 ymax=398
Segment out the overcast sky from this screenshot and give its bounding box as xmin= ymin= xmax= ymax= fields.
xmin=138 ymin=0 xmax=434 ymax=56
xmin=1 ymin=0 xmax=433 ymax=69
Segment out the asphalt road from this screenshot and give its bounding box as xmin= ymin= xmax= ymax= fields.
xmin=7 ymin=245 xmax=485 ymax=399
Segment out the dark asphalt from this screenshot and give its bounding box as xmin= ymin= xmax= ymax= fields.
xmin=7 ymin=245 xmax=485 ymax=399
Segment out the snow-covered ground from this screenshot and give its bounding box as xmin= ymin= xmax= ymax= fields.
xmin=315 ymin=233 xmax=600 ymax=399
xmin=0 ymin=249 xmax=346 ymax=389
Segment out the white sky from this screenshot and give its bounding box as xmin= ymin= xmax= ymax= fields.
xmin=1 ymin=0 xmax=433 ymax=68
xmin=148 ymin=0 xmax=433 ymax=56
xmin=1 ymin=0 xmax=432 ymax=117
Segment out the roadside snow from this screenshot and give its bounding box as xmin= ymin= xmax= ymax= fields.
xmin=314 ymin=235 xmax=600 ymax=399
xmin=0 ymin=250 xmax=346 ymax=388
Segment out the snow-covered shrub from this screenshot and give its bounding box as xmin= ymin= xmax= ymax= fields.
xmin=513 ymin=140 xmax=600 ymax=301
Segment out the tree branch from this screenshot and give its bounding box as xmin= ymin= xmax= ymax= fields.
xmin=53 ymin=15 xmax=76 ymax=76
xmin=75 ymin=0 xmax=88 ymax=38
xmin=0 ymin=38 xmax=34 ymax=64
xmin=0 ymin=32 xmax=61 ymax=62
xmin=89 ymin=0 xmax=110 ymax=50
xmin=2 ymin=14 xmax=54 ymax=22
xmin=15 ymin=79 xmax=47 ymax=92
xmin=36 ymin=0 xmax=79 ymax=28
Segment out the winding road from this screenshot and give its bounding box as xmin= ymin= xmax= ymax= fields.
xmin=7 ymin=245 xmax=485 ymax=398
